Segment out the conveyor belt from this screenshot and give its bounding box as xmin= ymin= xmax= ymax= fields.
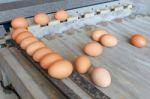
xmin=39 ymin=15 xmax=150 ymax=99
xmin=11 ymin=40 xmax=110 ymax=99
xmin=1 ymin=15 xmax=150 ymax=99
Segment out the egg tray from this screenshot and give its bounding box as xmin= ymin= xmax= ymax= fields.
xmin=10 ymin=39 xmax=110 ymax=99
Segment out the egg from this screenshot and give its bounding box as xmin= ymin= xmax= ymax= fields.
xmin=100 ymin=34 xmax=118 ymax=47
xmin=34 ymin=12 xmax=50 ymax=25
xmin=26 ymin=41 xmax=45 ymax=56
xmin=20 ymin=36 xmax=38 ymax=50
xmin=75 ymin=55 xmax=91 ymax=74
xmin=40 ymin=53 xmax=63 ymax=69
xmin=48 ymin=60 xmax=73 ymax=79
xmin=16 ymin=31 xmax=33 ymax=44
xmin=84 ymin=42 xmax=103 ymax=57
xmin=130 ymin=34 xmax=147 ymax=48
xmin=11 ymin=17 xmax=28 ymax=29
xmin=91 ymin=67 xmax=111 ymax=87
xmin=32 ymin=47 xmax=53 ymax=62
xmin=54 ymin=10 xmax=69 ymax=21
xmin=91 ymin=29 xmax=108 ymax=41
xmin=11 ymin=28 xmax=27 ymax=40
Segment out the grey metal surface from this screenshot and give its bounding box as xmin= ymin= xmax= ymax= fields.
xmin=0 ymin=0 xmax=115 ymax=23
xmin=0 ymin=48 xmax=66 ymax=99
xmin=41 ymin=16 xmax=150 ymax=99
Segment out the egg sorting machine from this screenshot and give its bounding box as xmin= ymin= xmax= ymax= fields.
xmin=0 ymin=0 xmax=150 ymax=99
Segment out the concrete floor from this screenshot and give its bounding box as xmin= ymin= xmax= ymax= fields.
xmin=0 ymin=84 xmax=18 ymax=99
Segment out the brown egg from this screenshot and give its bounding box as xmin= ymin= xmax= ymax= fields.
xmin=100 ymin=34 xmax=118 ymax=47
xmin=11 ymin=28 xmax=27 ymax=40
xmin=40 ymin=53 xmax=63 ymax=69
xmin=20 ymin=36 xmax=38 ymax=50
xmin=11 ymin=17 xmax=28 ymax=29
xmin=16 ymin=31 xmax=33 ymax=44
xmin=54 ymin=10 xmax=69 ymax=21
xmin=26 ymin=41 xmax=45 ymax=56
xmin=91 ymin=29 xmax=108 ymax=41
xmin=48 ymin=60 xmax=73 ymax=79
xmin=130 ymin=34 xmax=147 ymax=48
xmin=32 ymin=47 xmax=53 ymax=62
xmin=84 ymin=42 xmax=103 ymax=57
xmin=75 ymin=55 xmax=91 ymax=74
xmin=34 ymin=12 xmax=50 ymax=25
xmin=91 ymin=67 xmax=111 ymax=87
